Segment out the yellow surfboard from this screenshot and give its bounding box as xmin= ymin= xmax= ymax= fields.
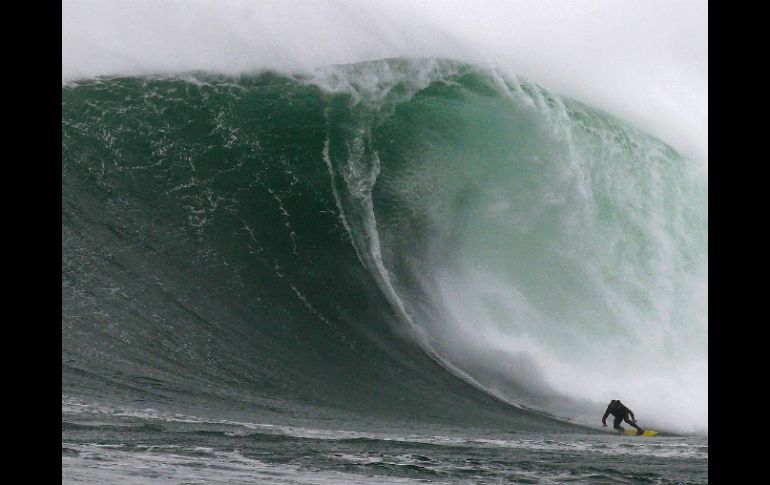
xmin=623 ymin=429 xmax=658 ymax=436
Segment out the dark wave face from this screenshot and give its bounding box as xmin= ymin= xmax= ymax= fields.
xmin=62 ymin=59 xmax=707 ymax=437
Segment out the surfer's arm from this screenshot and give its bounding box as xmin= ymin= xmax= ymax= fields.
xmin=601 ymin=408 xmax=610 ymax=426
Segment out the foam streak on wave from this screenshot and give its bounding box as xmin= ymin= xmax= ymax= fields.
xmin=304 ymin=61 xmax=706 ymax=432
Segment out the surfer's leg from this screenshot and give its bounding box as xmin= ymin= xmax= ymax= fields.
xmin=624 ymin=416 xmax=643 ymax=433
xmin=613 ymin=415 xmax=624 ymax=430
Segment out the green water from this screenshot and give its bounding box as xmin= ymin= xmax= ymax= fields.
xmin=62 ymin=58 xmax=707 ymax=483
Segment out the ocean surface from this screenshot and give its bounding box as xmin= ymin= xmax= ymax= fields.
xmin=62 ymin=58 xmax=708 ymax=484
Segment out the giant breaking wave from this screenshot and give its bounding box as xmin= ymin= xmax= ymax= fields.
xmin=62 ymin=59 xmax=707 ymax=433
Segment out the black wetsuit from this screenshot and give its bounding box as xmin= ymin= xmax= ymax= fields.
xmin=602 ymin=401 xmax=643 ymax=432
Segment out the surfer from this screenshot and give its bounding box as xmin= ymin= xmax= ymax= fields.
xmin=602 ymin=399 xmax=644 ymax=434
